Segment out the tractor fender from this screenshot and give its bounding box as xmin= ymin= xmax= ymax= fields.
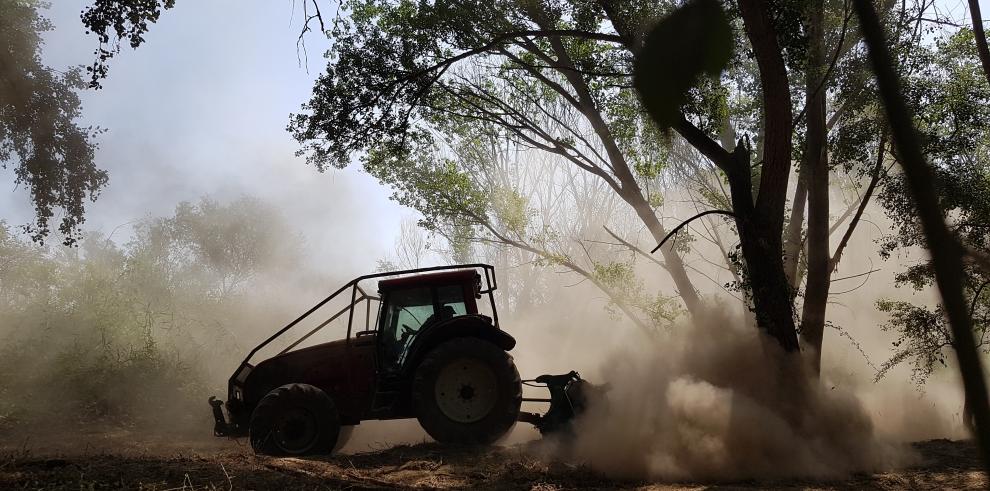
xmin=403 ymin=315 xmax=516 ymax=375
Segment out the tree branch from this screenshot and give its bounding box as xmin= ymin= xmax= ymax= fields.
xmin=604 ymin=225 xmax=669 ymax=272
xmin=650 ymin=210 xmax=736 ymax=254
xmin=674 ymin=115 xmax=733 ymax=171
xmin=471 ymin=215 xmax=653 ymax=331
xmin=402 ymin=30 xmax=625 ymax=85
xmin=968 ymin=0 xmax=990 ymax=87
xmin=830 ymin=131 xmax=886 ymax=271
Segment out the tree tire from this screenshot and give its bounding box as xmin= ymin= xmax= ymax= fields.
xmin=249 ymin=383 xmax=340 ymax=456
xmin=412 ymin=337 xmax=521 ymax=445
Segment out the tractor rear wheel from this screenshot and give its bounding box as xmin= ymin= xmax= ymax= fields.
xmin=412 ymin=338 xmax=521 ymax=444
xmin=249 ymin=383 xmax=341 ymax=456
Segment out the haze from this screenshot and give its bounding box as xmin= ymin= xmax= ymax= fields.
xmin=0 ymin=0 xmax=406 ymax=278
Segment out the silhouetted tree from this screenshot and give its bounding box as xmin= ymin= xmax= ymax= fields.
xmin=0 ymin=0 xmax=108 ymax=245
xmin=853 ymin=0 xmax=990 ymax=471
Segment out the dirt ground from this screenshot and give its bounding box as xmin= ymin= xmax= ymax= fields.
xmin=0 ymin=424 xmax=987 ymax=491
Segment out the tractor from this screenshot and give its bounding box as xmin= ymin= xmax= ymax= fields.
xmin=209 ymin=264 xmax=592 ymax=455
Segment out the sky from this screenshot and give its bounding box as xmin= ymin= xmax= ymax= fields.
xmin=0 ymin=0 xmax=407 ymax=278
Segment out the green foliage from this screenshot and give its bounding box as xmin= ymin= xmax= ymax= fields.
xmin=0 ymin=0 xmax=108 ymax=245
xmin=290 ymin=0 xmax=523 ymax=171
xmin=533 ymin=251 xmax=572 ymax=268
xmin=647 ymin=191 xmax=664 ymax=208
xmin=593 ymin=260 xmax=681 ymax=327
xmin=877 ymin=30 xmax=990 ymax=253
xmin=140 ymin=196 xmax=298 ymax=298
xmin=491 ymin=187 xmax=531 ymax=237
xmin=633 ymin=0 xmax=733 ymax=128
xmin=873 ymin=299 xmax=986 ymax=385
xmin=447 ymin=222 xmax=475 ymax=264
xmin=81 ymin=0 xmax=176 ymax=87
xmin=0 ymin=197 xmax=297 ymax=426
xmin=363 ymin=137 xmax=489 ymax=235
xmin=604 ymin=88 xmax=671 ymax=179
xmin=874 ymin=27 xmax=990 ymax=384
xmin=287 ymin=0 xmax=686 ymax=237
xmin=669 ymin=229 xmax=695 ymax=256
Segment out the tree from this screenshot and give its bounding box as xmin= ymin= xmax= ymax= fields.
xmin=0 ymin=0 xmax=108 ymax=245
xmin=376 ymin=216 xmax=434 ymax=271
xmin=68 ymin=0 xmax=930 ymax=367
xmin=133 ymin=196 xmax=299 ymax=300
xmin=283 ymin=0 xmax=912 ymax=358
xmin=0 ymin=195 xmax=301 ymax=423
xmin=853 ymin=0 xmax=990 ymax=470
xmin=870 ymin=26 xmax=990 ymax=427
xmin=369 ymin=119 xmax=679 ymax=329
xmin=287 ymin=0 xmax=710 ymax=317
xmin=620 ymin=0 xmax=828 ymax=351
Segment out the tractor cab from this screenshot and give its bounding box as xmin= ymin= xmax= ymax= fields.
xmin=375 ymin=270 xmax=483 ymax=372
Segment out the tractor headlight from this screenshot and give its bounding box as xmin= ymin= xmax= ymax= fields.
xmin=232 ymin=387 xmax=243 ymax=401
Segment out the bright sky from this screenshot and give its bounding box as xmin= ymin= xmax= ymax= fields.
xmin=0 ymin=0 xmax=406 ymax=278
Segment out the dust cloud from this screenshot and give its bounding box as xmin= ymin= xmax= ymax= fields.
xmin=482 ymin=197 xmax=965 ymax=481
xmin=560 ymin=307 xmax=912 ymax=481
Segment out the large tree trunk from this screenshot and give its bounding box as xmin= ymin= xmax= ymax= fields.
xmin=799 ymin=0 xmax=830 ymax=372
xmin=735 ymin=0 xmax=801 ymax=352
xmin=726 ymin=143 xmax=801 ymax=352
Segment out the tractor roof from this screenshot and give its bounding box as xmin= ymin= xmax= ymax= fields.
xmin=377 ymin=269 xmax=479 ymax=292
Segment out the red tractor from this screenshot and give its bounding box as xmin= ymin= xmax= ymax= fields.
xmin=209 ymin=264 xmax=591 ymax=455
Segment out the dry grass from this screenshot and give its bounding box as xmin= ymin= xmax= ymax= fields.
xmin=0 ymin=439 xmax=985 ymax=490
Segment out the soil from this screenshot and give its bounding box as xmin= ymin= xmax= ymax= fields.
xmin=0 ymin=425 xmax=986 ymax=490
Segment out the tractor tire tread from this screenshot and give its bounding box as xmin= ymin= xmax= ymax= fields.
xmin=249 ymin=383 xmax=340 ymax=456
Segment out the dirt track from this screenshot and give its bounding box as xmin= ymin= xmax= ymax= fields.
xmin=0 ymin=437 xmax=986 ymax=490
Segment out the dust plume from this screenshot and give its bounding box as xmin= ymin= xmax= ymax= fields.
xmin=559 ymin=306 xmax=912 ymax=481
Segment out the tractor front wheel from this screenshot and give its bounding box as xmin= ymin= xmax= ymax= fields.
xmin=412 ymin=338 xmax=521 ymax=444
xmin=249 ymin=383 xmax=341 ymax=456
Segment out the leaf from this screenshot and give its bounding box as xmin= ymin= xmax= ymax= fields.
xmin=633 ymin=0 xmax=733 ymax=128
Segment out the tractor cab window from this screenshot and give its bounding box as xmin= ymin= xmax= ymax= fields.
xmin=437 ymin=285 xmax=467 ymax=317
xmin=379 ymin=284 xmax=470 ymax=370
xmin=381 ymin=287 xmax=434 ymax=368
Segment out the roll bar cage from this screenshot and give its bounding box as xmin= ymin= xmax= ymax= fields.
xmin=228 ymin=264 xmax=499 ymax=390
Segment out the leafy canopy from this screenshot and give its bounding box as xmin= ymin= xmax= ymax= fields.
xmin=0 ymin=0 xmax=107 ymax=245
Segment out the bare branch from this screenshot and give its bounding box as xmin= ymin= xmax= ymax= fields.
xmin=650 ymin=210 xmax=736 ymax=254
xmin=830 ymin=131 xmax=887 ymax=272
xmin=604 ymin=225 xmax=669 ymax=272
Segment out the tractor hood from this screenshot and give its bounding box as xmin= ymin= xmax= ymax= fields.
xmin=263 ymin=338 xmax=350 ymax=368
xmin=243 ymin=339 xmax=352 ymax=404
